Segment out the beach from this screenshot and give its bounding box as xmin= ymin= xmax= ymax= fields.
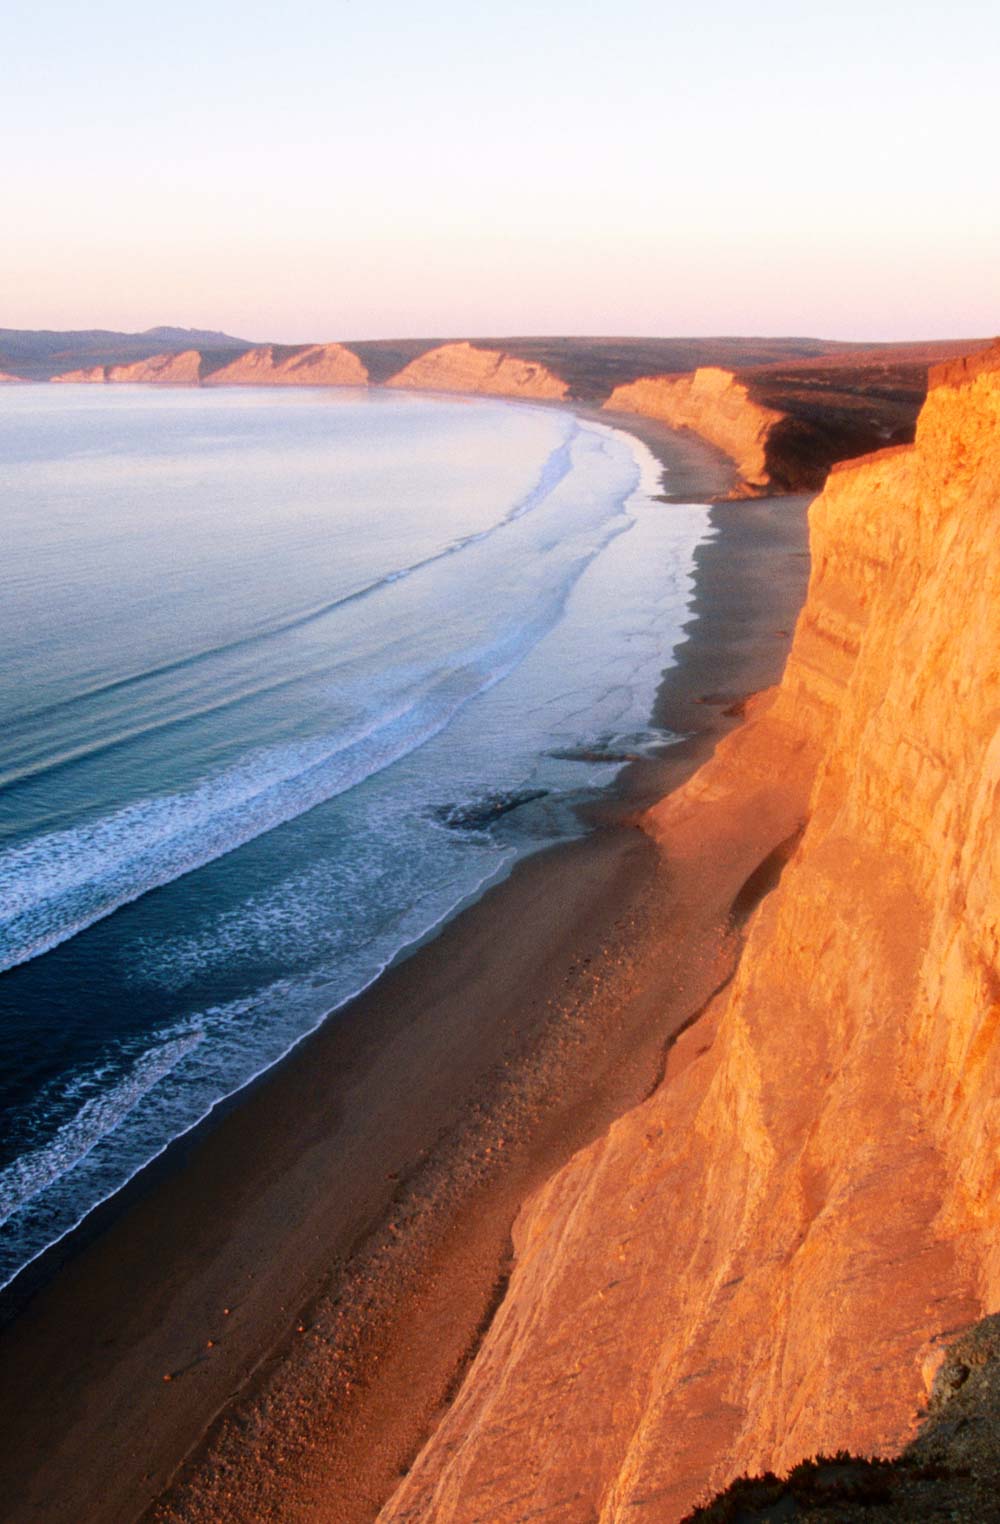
xmin=0 ymin=415 xmax=812 ymax=1524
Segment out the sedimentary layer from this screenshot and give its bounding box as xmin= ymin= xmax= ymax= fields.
xmin=383 ymin=342 xmax=1000 ymax=1520
xmin=604 ymin=367 xmax=785 ymax=491
xmin=384 ymin=341 xmax=569 ymax=400
xmin=203 ymin=342 xmax=368 ymax=386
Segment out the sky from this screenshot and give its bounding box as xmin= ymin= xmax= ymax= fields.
xmin=3 ymin=0 xmax=998 ymax=342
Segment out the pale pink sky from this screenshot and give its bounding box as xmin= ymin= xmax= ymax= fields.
xmin=5 ymin=0 xmax=998 ymax=342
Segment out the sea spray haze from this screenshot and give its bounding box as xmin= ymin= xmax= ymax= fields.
xmin=0 ymin=384 xmax=708 ymax=1289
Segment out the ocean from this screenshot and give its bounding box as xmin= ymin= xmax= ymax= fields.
xmin=0 ymin=382 xmax=709 ymax=1292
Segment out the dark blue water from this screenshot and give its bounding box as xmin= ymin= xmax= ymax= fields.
xmin=0 ymin=383 xmax=709 ymax=1289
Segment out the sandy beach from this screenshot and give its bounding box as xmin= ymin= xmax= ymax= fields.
xmin=0 ymin=415 xmax=812 ymax=1524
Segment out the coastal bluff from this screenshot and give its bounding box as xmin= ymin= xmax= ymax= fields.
xmin=47 ymin=345 xmax=370 ymax=388
xmin=382 ymin=343 xmax=1000 ymax=1519
xmin=30 ymin=328 xmax=991 ymax=495
xmin=203 ymin=342 xmax=368 ymax=387
xmin=384 ymin=341 xmax=569 ymax=400
xmin=604 ymin=367 xmax=784 ymax=491
xmin=52 ymin=350 xmax=204 ymax=385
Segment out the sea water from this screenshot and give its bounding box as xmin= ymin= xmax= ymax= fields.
xmin=0 ymin=383 xmax=710 ymax=1291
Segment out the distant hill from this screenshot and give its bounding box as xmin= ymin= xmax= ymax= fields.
xmin=140 ymin=325 xmax=256 ymax=347
xmin=0 ymin=326 xmax=257 ymax=380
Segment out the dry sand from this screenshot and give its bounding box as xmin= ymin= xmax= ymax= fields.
xmin=0 ymin=415 xmax=812 ymax=1524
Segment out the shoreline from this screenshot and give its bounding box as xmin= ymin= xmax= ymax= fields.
xmin=0 ymin=410 xmax=813 ymax=1523
xmin=0 ymin=394 xmax=720 ymax=1315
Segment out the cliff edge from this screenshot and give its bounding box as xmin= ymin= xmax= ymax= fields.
xmin=385 ymin=341 xmax=569 ymax=400
xmin=51 ymin=351 xmax=204 ymax=385
xmin=604 ymin=367 xmax=785 ymax=492
xmin=383 ymin=342 xmax=1000 ymax=1520
xmin=203 ymin=342 xmax=367 ymax=387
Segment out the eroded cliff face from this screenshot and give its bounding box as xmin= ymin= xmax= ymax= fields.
xmin=51 ymin=365 xmax=109 ymax=383
xmin=384 ymin=345 xmax=1000 ymax=1521
xmin=385 ymin=342 xmax=569 ymax=400
xmin=107 ymin=350 xmax=204 ymax=384
xmin=204 ymin=342 xmax=367 ymax=387
xmin=604 ymin=367 xmax=786 ymax=492
xmin=51 ymin=352 xmax=204 ymax=384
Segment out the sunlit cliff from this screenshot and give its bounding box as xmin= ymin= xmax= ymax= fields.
xmin=385 ymin=341 xmax=569 ymax=400
xmin=51 ymin=351 xmax=204 ymax=385
xmin=382 ymin=342 xmax=1000 ymax=1520
xmin=604 ymin=367 xmax=785 ymax=491
xmin=203 ymin=342 xmax=368 ymax=387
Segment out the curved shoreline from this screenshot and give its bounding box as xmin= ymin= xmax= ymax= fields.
xmin=0 ymin=390 xmax=704 ymax=1298
xmin=0 ymin=412 xmax=812 ymax=1523
xmin=32 ymin=329 xmax=990 ymax=499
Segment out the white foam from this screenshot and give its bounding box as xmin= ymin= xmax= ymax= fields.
xmin=0 ymin=1028 xmax=203 ymax=1227
xmin=0 ymin=402 xmax=717 ymax=1293
xmin=0 ymin=575 xmax=595 ymax=975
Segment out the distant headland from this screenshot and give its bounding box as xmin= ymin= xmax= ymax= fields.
xmin=1 ymin=326 xmax=992 ymax=496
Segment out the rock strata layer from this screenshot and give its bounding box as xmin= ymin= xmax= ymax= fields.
xmin=604 ymin=367 xmax=785 ymax=491
xmin=383 ymin=343 xmax=1000 ymax=1520
xmin=385 ymin=341 xmax=569 ymax=400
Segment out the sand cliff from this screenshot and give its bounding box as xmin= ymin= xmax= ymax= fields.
xmin=106 ymin=350 xmax=203 ymax=384
xmin=385 ymin=341 xmax=569 ymax=400
xmin=51 ymin=365 xmax=111 ymax=383
xmin=51 ymin=351 xmax=204 ymax=384
xmin=203 ymin=342 xmax=367 ymax=387
xmin=383 ymin=343 xmax=1000 ymax=1520
xmin=604 ymin=367 xmax=786 ymax=492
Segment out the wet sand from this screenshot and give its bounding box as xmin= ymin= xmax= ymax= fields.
xmin=0 ymin=416 xmax=813 ymax=1524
